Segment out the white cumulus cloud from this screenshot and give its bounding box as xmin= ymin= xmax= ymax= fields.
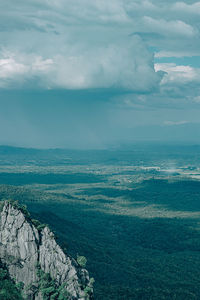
xmin=155 ymin=63 xmax=200 ymax=84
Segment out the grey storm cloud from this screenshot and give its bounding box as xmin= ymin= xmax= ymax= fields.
xmin=1 ymin=0 xmax=200 ymax=93
xmin=0 ymin=0 xmax=159 ymax=91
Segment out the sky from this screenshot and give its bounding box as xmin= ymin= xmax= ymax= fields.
xmin=0 ymin=0 xmax=200 ymax=148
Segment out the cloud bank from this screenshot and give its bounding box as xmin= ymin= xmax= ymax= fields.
xmin=0 ymin=37 xmax=160 ymax=91
xmin=0 ymin=0 xmax=200 ymax=105
xmin=0 ymin=0 xmax=163 ymax=91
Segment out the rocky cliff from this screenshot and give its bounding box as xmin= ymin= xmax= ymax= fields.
xmin=0 ymin=201 xmax=93 ymax=300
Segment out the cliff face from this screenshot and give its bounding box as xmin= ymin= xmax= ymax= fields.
xmin=0 ymin=201 xmax=93 ymax=300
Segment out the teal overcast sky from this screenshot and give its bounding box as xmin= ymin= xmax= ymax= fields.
xmin=0 ymin=0 xmax=200 ymax=148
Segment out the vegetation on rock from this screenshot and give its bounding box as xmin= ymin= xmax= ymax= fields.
xmin=36 ymin=263 xmax=70 ymax=300
xmin=0 ymin=261 xmax=23 ymax=300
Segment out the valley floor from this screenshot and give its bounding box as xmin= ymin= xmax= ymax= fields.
xmin=1 ymin=145 xmax=200 ymax=299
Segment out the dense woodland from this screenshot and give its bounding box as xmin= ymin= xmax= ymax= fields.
xmin=0 ymin=261 xmax=23 ymax=300
xmin=1 ymin=146 xmax=200 ymax=299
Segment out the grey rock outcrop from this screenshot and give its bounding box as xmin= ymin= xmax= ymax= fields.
xmin=0 ymin=201 xmax=93 ymax=299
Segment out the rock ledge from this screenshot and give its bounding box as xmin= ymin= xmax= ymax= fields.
xmin=0 ymin=201 xmax=93 ymax=300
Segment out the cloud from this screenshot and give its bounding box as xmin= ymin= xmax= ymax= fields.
xmin=155 ymin=63 xmax=200 ymax=84
xmin=1 ymin=0 xmax=168 ymax=91
xmin=128 ymin=1 xmax=199 ymax=57
xmin=0 ymin=0 xmax=200 ymax=148
xmin=0 ymin=35 xmax=161 ymax=91
xmin=163 ymin=120 xmax=189 ymax=126
xmin=0 ymin=57 xmax=28 ymax=80
xmin=143 ymin=16 xmax=196 ymax=37
xmin=155 ymin=51 xmax=200 ymax=58
xmin=193 ymin=96 xmax=200 ymax=103
xmin=0 ymin=0 xmax=200 ymax=108
xmin=172 ymin=2 xmax=200 ymax=15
